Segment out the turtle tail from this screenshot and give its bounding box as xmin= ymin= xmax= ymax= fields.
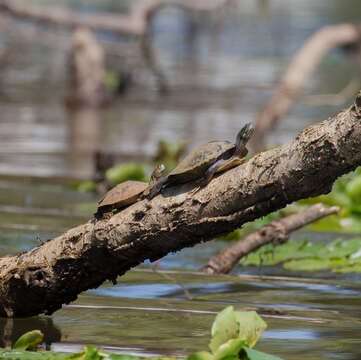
xmin=147 ymin=176 xmax=169 ymax=200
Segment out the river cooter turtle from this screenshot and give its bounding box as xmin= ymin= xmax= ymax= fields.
xmin=95 ymin=164 xmax=165 ymax=218
xmin=148 ymin=123 xmax=254 ymax=199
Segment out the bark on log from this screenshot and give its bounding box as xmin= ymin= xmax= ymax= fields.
xmin=252 ymin=24 xmax=361 ymax=152
xmin=201 ymin=203 xmax=339 ymax=274
xmin=1 ymin=92 xmax=361 ymax=317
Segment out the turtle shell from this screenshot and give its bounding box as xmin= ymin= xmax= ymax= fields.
xmin=97 ymin=180 xmax=147 ymax=211
xmin=167 ymin=141 xmax=235 ymax=184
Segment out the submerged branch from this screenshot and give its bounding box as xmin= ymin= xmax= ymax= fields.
xmin=201 ymin=203 xmax=339 ymax=275
xmin=0 ymin=92 xmax=361 ymax=317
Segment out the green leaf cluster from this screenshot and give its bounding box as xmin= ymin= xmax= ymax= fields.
xmin=297 ymin=166 xmax=361 ymax=232
xmin=154 ymin=140 xmax=185 ymax=172
xmin=188 ymin=306 xmax=281 ymax=360
xmin=222 ymin=166 xmax=361 ymax=240
xmin=106 ymin=163 xmax=147 ymax=184
xmin=240 ymin=237 xmax=361 ymax=272
xmin=0 ymin=308 xmax=282 ymax=360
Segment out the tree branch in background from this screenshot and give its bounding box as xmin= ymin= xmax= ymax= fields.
xmin=0 ymin=92 xmax=360 ymax=318
xmin=301 ymin=74 xmax=361 ymax=106
xmin=0 ymin=0 xmax=235 ymax=93
xmin=201 ymin=203 xmax=339 ymax=275
xmin=0 ymin=0 xmax=235 ymax=35
xmin=252 ymin=24 xmax=361 ymax=152
xmin=66 ymin=27 xmax=110 ymax=107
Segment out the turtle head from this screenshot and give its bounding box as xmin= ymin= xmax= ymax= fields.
xmin=150 ymin=164 xmax=166 ymax=185
xmin=235 ymin=123 xmax=254 ymax=154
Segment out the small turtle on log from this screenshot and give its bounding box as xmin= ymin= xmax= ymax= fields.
xmin=95 ymin=164 xmax=165 ymax=218
xmin=148 ymin=123 xmax=254 ymax=199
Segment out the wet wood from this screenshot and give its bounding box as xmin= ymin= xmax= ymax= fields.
xmin=0 ymin=92 xmax=361 ymax=317
xmin=201 ymin=203 xmax=339 ymax=274
xmin=252 ymin=23 xmax=361 ymax=152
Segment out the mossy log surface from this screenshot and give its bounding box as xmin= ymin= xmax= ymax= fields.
xmin=0 ymin=93 xmax=361 ymax=317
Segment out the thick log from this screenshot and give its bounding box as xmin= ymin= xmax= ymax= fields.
xmin=0 ymin=92 xmax=361 ymax=317
xmin=201 ymin=203 xmax=339 ymax=274
xmin=252 ymin=24 xmax=361 ymax=152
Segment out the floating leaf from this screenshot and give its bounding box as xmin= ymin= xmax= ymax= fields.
xmin=318 ymin=238 xmax=361 ymax=259
xmin=13 ymin=330 xmax=43 ymax=351
xmin=284 ymin=258 xmax=345 ymax=271
xmin=333 ymin=264 xmax=361 ymax=273
xmin=240 ymin=239 xmax=323 ymax=266
xmin=241 ymin=347 xmax=284 ymax=360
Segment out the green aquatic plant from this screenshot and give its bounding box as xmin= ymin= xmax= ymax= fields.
xmin=297 ymin=166 xmax=361 ymax=232
xmin=106 ymin=163 xmax=148 ymax=185
xmin=0 ymin=307 xmax=282 ymax=360
xmin=154 ymin=140 xmax=186 ymax=173
xmin=240 ymin=237 xmax=361 ymax=273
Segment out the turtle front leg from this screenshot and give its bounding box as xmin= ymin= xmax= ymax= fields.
xmin=147 ymin=177 xmax=169 ymax=200
xmin=189 ymin=160 xmax=226 ymax=195
xmin=190 ymin=157 xmax=245 ymax=195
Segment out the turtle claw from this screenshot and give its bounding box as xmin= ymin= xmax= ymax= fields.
xmin=189 ymin=186 xmax=201 ymax=196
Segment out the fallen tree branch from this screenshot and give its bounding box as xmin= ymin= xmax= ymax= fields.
xmin=66 ymin=27 xmax=110 ymax=107
xmin=0 ymin=0 xmax=234 ymax=93
xmin=252 ymin=23 xmax=361 ymax=152
xmin=201 ymin=203 xmax=339 ymax=275
xmin=0 ymin=0 xmax=235 ymax=36
xmin=301 ymin=74 xmax=361 ymax=106
xmin=0 ymin=92 xmax=361 ymax=317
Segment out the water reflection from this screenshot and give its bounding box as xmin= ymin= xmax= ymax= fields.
xmin=1 ymin=1 xmax=361 ymax=359
xmin=0 ymin=317 xmax=61 ymax=349
xmin=67 ymin=107 xmax=104 ymax=179
xmin=0 ymin=1 xmax=360 ymax=179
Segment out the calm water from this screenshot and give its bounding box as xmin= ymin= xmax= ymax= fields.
xmin=1 ymin=0 xmax=360 ymax=178
xmin=1 ymin=176 xmax=361 ymax=359
xmin=1 ymin=1 xmax=361 ymax=359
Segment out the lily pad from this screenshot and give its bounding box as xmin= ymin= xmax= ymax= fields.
xmin=284 ymin=258 xmax=346 ymax=271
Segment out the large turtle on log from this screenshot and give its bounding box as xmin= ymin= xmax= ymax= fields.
xmin=148 ymin=123 xmax=254 ymax=199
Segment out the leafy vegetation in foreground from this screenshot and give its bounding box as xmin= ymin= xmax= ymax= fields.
xmin=0 ymin=307 xmax=282 ymax=360
xmin=295 ymin=166 xmax=361 ymax=233
xmin=240 ymin=236 xmax=361 ymax=272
